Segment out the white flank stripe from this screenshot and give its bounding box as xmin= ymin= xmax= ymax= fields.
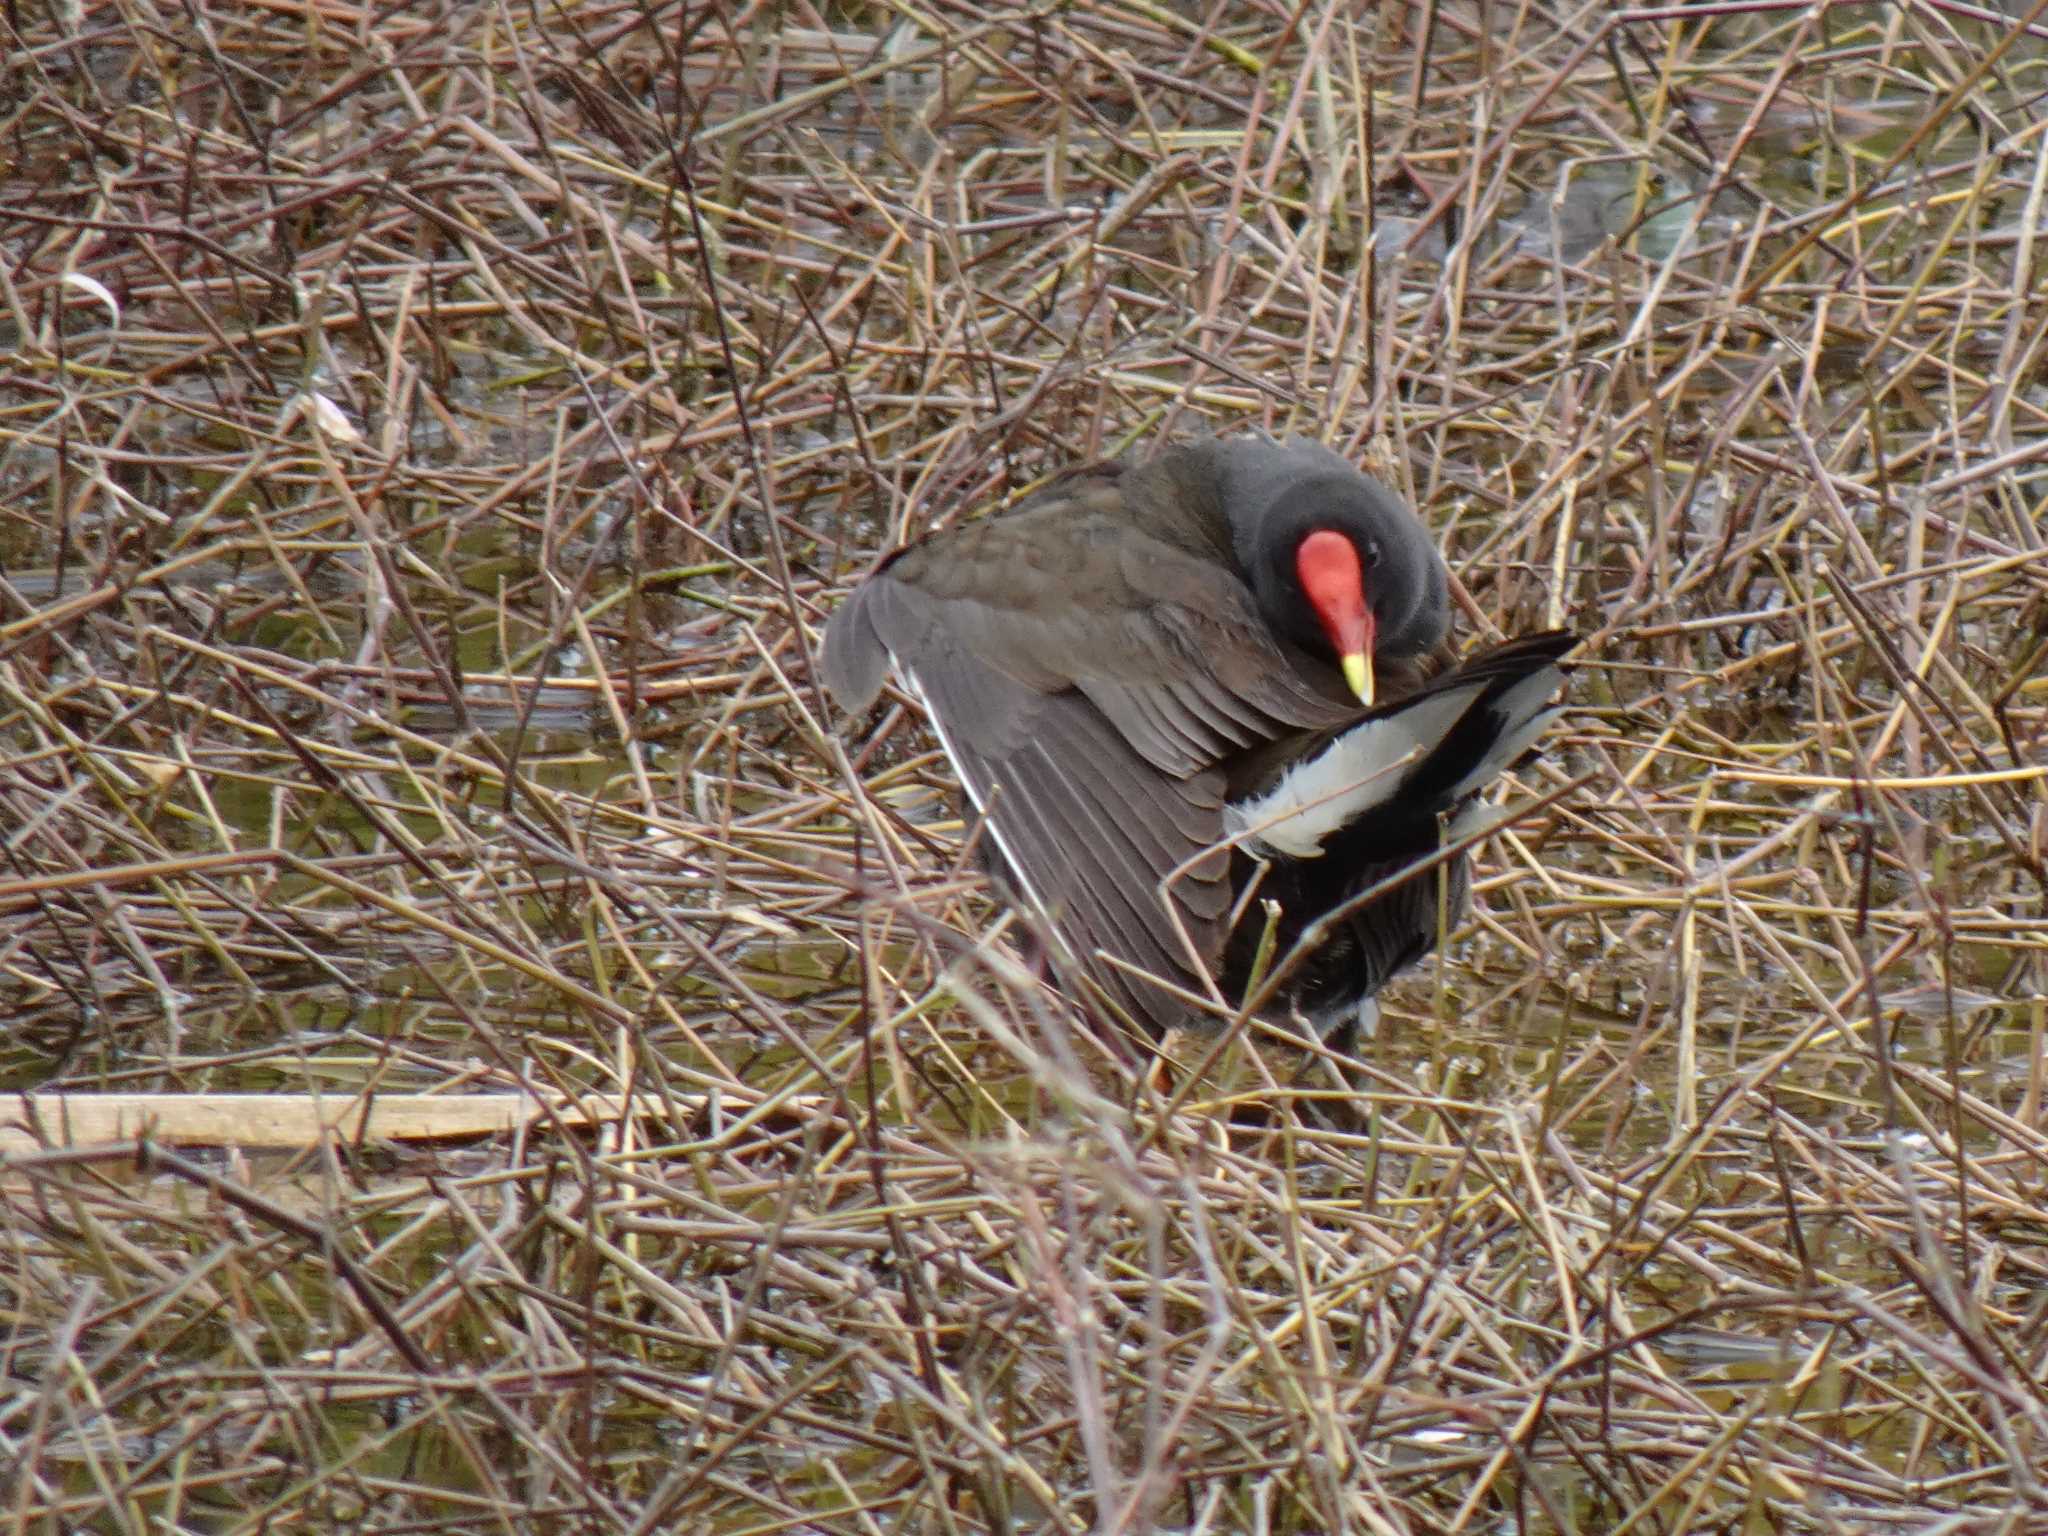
xmin=1224 ymin=687 xmax=1476 ymax=858
xmin=1225 ymin=663 xmax=1566 ymax=860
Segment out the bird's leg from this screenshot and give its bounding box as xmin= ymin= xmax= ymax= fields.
xmin=1013 ymin=924 xmax=1052 ymax=985
xmin=1281 ymin=998 xmax=1380 ymax=1129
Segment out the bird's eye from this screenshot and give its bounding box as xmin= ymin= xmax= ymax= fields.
xmin=1363 ymin=539 xmax=1382 ymax=568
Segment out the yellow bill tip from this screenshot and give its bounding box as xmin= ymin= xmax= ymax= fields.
xmin=1342 ymin=651 xmax=1374 ymax=707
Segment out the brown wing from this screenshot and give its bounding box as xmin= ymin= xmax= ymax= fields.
xmin=823 ymin=468 xmax=1356 ymax=752
xmin=821 ymin=466 xmax=1356 ymax=1033
xmin=917 ymin=667 xmax=1234 ymax=1033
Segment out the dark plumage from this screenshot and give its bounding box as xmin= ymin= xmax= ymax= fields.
xmin=823 ymin=436 xmax=1574 ymax=1037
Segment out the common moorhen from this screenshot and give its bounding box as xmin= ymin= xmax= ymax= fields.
xmin=823 ymin=436 xmax=1574 ymax=1037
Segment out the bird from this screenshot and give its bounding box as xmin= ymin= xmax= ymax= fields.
xmin=821 ymin=435 xmax=1574 ymax=1040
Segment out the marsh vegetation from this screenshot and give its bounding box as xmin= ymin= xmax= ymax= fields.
xmin=4 ymin=2 xmax=2047 ymax=1531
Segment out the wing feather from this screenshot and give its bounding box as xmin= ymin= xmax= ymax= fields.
xmin=953 ymin=689 xmax=1226 ymax=1032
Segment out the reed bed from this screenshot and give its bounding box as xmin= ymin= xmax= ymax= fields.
xmin=4 ymin=1 xmax=2047 ymax=1531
